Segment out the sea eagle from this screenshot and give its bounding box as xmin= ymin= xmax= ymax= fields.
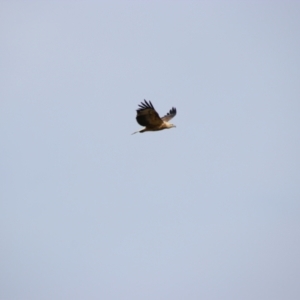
xmin=132 ymin=100 xmax=177 ymax=134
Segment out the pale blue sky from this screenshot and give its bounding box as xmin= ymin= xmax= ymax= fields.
xmin=1 ymin=1 xmax=300 ymax=299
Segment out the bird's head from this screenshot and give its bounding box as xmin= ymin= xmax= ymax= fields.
xmin=167 ymin=123 xmax=176 ymax=129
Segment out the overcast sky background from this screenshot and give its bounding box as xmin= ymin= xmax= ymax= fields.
xmin=1 ymin=1 xmax=300 ymax=299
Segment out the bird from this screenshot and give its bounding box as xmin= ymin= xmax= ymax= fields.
xmin=132 ymin=100 xmax=177 ymax=134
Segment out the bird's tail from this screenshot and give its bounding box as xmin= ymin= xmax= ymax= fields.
xmin=131 ymin=128 xmax=147 ymax=135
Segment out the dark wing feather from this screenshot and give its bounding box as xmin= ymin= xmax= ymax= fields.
xmin=161 ymin=107 xmax=177 ymax=122
xmin=136 ymin=100 xmax=163 ymax=128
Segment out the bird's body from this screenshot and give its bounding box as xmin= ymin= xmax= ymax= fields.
xmin=132 ymin=100 xmax=177 ymax=134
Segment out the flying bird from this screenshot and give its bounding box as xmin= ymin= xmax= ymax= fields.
xmin=132 ymin=100 xmax=177 ymax=134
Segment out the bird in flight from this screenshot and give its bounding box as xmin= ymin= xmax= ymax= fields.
xmin=132 ymin=100 xmax=177 ymax=134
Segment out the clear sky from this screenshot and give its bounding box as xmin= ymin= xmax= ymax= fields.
xmin=1 ymin=1 xmax=300 ymax=299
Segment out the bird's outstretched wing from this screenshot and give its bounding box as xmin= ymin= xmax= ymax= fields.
xmin=136 ymin=100 xmax=163 ymax=128
xmin=161 ymin=107 xmax=177 ymax=122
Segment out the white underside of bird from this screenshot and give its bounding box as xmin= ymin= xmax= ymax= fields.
xmin=132 ymin=121 xmax=175 ymax=134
